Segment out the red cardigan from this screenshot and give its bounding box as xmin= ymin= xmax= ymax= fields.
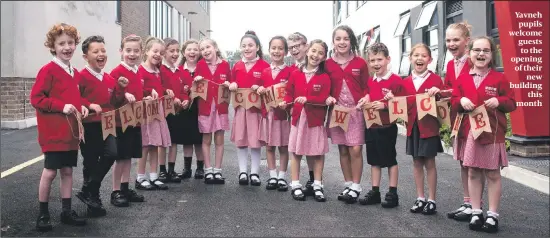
xmin=260 ymin=66 xmax=294 ymax=120
xmin=139 ymin=65 xmax=164 ymax=98
xmin=325 ymin=57 xmax=370 ymax=102
xmin=231 ymin=59 xmax=270 ymax=113
xmin=30 ymin=61 xmax=83 ymax=152
xmin=194 ymin=59 xmax=232 ymax=116
xmin=160 ymin=64 xmax=189 ymax=101
xmin=366 ymin=73 xmax=403 ymax=127
xmin=178 ymin=65 xmax=194 ymax=100
xmin=284 ymin=70 xmax=331 ymax=127
xmin=79 ymin=68 xmax=125 ymax=123
xmin=451 ymin=70 xmax=516 ymax=144
xmin=396 ymin=71 xmax=443 ymax=138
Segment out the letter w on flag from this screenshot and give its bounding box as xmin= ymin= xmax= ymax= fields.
xmin=329 ymin=105 xmax=352 ymax=132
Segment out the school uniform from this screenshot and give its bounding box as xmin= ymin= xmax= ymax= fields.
xmin=451 ymin=70 xmax=516 ymax=170
xmin=325 ymin=56 xmax=369 ymax=146
xmin=230 ymin=58 xmax=270 ymax=148
xmin=442 ymin=55 xmax=470 ymax=132
xmin=195 ymin=58 xmax=231 ymax=133
xmin=285 ymin=67 xmax=331 ymax=156
xmin=30 ymin=58 xmax=83 ymax=169
xmin=160 ymin=63 xmax=191 ymax=145
xmin=176 ymin=63 xmax=202 ymax=145
xmin=399 ymin=70 xmax=444 ymax=158
xmin=110 ymin=62 xmax=143 ymax=159
xmin=365 ymin=72 xmax=402 ymax=167
xmin=258 ymin=64 xmax=293 ymax=146
xmin=139 ymin=64 xmax=171 ymax=148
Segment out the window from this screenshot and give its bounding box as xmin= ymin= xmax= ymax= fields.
xmin=488 ymin=0 xmax=503 ymax=71
xmin=443 ymin=0 xmax=463 ymax=72
xmin=336 ymin=1 xmax=342 ymax=24
xmin=344 ymin=0 xmax=349 ymax=18
xmin=348 ymin=1 xmax=356 ymax=15
xmin=179 ymin=14 xmax=184 ymax=42
xmin=199 ymin=31 xmax=206 ymax=40
xmin=394 ymin=13 xmax=411 ymax=76
xmin=199 ymin=1 xmax=208 ymax=14
xmin=116 ymin=0 xmax=121 ymax=24
xmin=366 ymin=26 xmax=380 ymax=48
xmin=188 ymin=20 xmax=192 ymax=40
xmin=149 ymin=1 xmax=156 ymax=36
xmin=166 ymin=4 xmax=172 ymax=38
xmin=156 ymin=1 xmax=162 ymax=37
xmin=417 ymin=2 xmax=439 ymax=72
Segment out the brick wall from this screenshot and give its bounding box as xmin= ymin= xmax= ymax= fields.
xmin=121 ymin=1 xmax=150 ymax=39
xmin=1 ymin=77 xmax=35 ymax=121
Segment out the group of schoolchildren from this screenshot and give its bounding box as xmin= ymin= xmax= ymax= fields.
xmin=30 ymin=20 xmax=515 ymax=234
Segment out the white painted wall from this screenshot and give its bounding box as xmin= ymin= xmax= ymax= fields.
xmin=1 ymin=1 xmax=121 ymax=79
xmin=335 ymin=1 xmax=423 ymax=75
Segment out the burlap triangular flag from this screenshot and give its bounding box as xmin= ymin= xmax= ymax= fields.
xmin=164 ymin=97 xmax=175 ymax=117
xmin=218 ymin=85 xmax=231 ymax=104
xmin=436 ymin=101 xmax=451 ymax=127
xmin=101 ymin=110 xmax=116 ymax=140
xmin=244 ymin=89 xmax=262 ymax=110
xmin=191 ymin=80 xmax=208 ymax=100
xmin=133 ymin=101 xmax=144 ymax=126
xmin=231 ymin=89 xmax=246 ymax=108
xmin=416 ymin=94 xmax=437 ymax=120
xmin=262 ymin=86 xmax=276 ymax=112
xmin=468 ymin=105 xmax=492 ymax=140
xmin=145 ymin=99 xmax=162 ymax=123
xmin=272 ymin=82 xmax=287 ymax=105
xmin=451 ymin=113 xmax=464 ymax=138
xmin=363 ymin=103 xmax=382 ymax=129
xmin=119 ymin=103 xmax=135 ymax=132
xmin=329 ymin=105 xmax=352 ymax=132
xmin=389 ymin=97 xmax=408 ymax=123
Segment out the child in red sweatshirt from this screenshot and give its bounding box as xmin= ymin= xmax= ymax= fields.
xmin=30 ymin=23 xmax=88 ymax=232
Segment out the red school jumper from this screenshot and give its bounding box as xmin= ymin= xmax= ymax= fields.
xmin=110 ymin=63 xmax=144 ymax=127
xmin=79 ymin=68 xmax=126 ymax=123
xmin=367 ymin=73 xmax=403 ymax=127
xmin=194 ymin=59 xmax=232 ymax=116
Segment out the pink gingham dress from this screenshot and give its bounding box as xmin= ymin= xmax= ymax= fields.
xmin=141 ymin=100 xmax=172 ymax=148
xmin=258 ymin=65 xmax=290 ymax=147
xmin=198 ymin=60 xmax=230 ymax=134
xmin=453 ymin=70 xmax=508 ymax=170
xmin=326 ymin=81 xmax=365 ymax=146
xmin=288 ymin=67 xmax=329 ymax=156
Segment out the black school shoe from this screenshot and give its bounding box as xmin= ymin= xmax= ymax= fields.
xmin=238 ymin=172 xmax=249 ymax=185
xmin=180 ymin=168 xmax=192 ymax=179
xmin=422 ymin=201 xmax=437 ymax=215
xmin=110 ymin=191 xmax=129 ymax=207
xmin=204 ymin=172 xmax=215 ymax=184
xmin=469 ymin=213 xmax=485 ymax=231
xmin=36 ymin=213 xmax=52 ymax=232
xmin=158 ymin=171 xmax=169 ymax=183
xmin=250 ymin=174 xmax=261 ymax=186
xmin=86 ymin=195 xmax=107 ymax=217
xmin=448 ymin=203 xmax=472 ymax=221
xmin=410 ymin=199 xmax=427 ymax=213
xmin=60 ymin=210 xmax=87 ymax=226
xmin=359 ymin=190 xmax=381 ymax=205
xmin=343 ymin=189 xmax=360 ymax=204
xmin=150 ymin=179 xmax=169 ymax=190
xmin=313 ymin=187 xmax=327 ymax=202
xmin=194 ymin=168 xmax=205 ymax=179
xmin=291 ymin=188 xmax=306 ymax=201
xmin=124 ymin=189 xmax=145 ymax=202
xmin=482 ymin=216 xmax=499 ymax=233
xmin=381 ymin=192 xmax=399 ymax=208
xmin=338 ymin=187 xmax=351 ymax=201
xmin=304 ymin=180 xmax=314 ymax=196
xmin=266 ymin=178 xmax=278 ymax=190
xmin=168 ymin=171 xmax=181 ymax=183
xmin=76 ymin=189 xmax=101 ymax=209
xmin=277 ymin=179 xmax=289 ymax=192
xmin=135 ymin=179 xmax=155 ymax=190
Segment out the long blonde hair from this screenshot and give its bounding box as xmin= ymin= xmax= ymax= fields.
xmin=199 ymin=38 xmax=224 ymax=60
xmin=142 ymin=36 xmax=164 ymax=62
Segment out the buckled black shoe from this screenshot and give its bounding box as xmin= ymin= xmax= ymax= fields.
xmin=291 ymin=188 xmax=306 ymax=201
xmin=124 ymin=189 xmax=145 ymax=203
xmin=36 ymin=213 xmax=52 ymax=232
xmin=337 ymin=187 xmax=351 ymax=201
xmin=111 ymin=191 xmax=129 ymax=207
xmin=304 ymin=180 xmax=314 ymax=196
xmin=450 ymin=204 xmax=472 ymax=221
xmin=150 ymin=179 xmax=169 ymax=190
xmin=180 ymin=168 xmax=192 ymax=180
xmin=135 ymin=179 xmax=155 ymax=190
xmin=60 ymin=210 xmax=86 ymax=226
xmin=313 ymin=187 xmax=327 ymax=202
xmin=482 ymin=216 xmax=499 ymax=233
xmin=250 ymin=174 xmax=261 ymax=186
xmin=410 ymin=199 xmax=427 ymax=213
xmin=344 ymin=189 xmax=360 ymax=204
xmin=469 ymin=213 xmax=485 ymax=231
xmin=266 ymin=178 xmax=278 ymax=190
xmin=204 ymin=172 xmax=215 ymax=184
xmin=381 ymin=192 xmax=399 ymax=208
xmin=238 ymin=172 xmax=249 ymax=185
xmin=359 ymin=190 xmax=381 ymax=205
xmin=277 ymin=179 xmax=289 ymax=192
xmin=422 ymin=201 xmax=437 ymax=215
xmin=158 ymin=171 xmax=169 ymax=183
xmin=213 ymin=172 xmax=226 ymax=184
xmin=194 ymin=168 xmax=205 ymax=179
xmin=168 ymin=171 xmax=181 ymax=183
xmin=87 ymin=195 xmax=107 ymax=217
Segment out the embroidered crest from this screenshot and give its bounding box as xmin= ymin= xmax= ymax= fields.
xmin=253 ymin=71 xmax=262 ymax=78
xmin=220 ymin=74 xmax=227 ymax=81
xmin=352 ymin=68 xmax=360 ymax=76
xmin=382 ymin=88 xmax=390 ymax=95
xmin=313 ymin=84 xmax=321 ymax=92
xmin=485 ymin=86 xmax=498 ymax=96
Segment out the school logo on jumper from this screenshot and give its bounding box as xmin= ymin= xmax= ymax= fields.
xmin=381 ymin=88 xmax=390 ymax=95
xmin=352 ymin=68 xmax=360 ymax=76
xmin=313 ymin=84 xmax=322 ymax=92
xmin=253 ymin=71 xmax=262 ymax=78
xmin=485 ymin=86 xmax=497 ymax=96
xmin=220 ymin=74 xmax=227 ymax=81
